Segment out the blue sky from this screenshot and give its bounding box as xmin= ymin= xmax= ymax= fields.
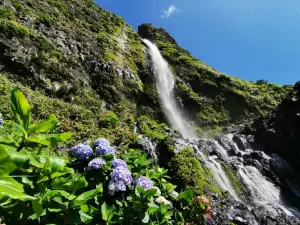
xmin=96 ymin=0 xmax=300 ymax=85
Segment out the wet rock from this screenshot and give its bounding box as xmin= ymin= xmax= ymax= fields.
xmin=135 ymin=135 xmax=158 ymax=163
xmin=251 ymin=203 xmax=300 ymax=225
xmin=233 ymin=134 xmax=248 ymax=151
xmin=216 ymin=135 xmax=238 ymax=156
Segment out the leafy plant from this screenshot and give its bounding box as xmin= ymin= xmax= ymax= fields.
xmin=0 ymin=89 xmax=208 ymax=224
xmin=1 ymin=89 xmax=71 ymax=153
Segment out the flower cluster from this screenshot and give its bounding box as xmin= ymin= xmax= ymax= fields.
xmin=72 ymin=143 xmax=93 ymax=160
xmin=112 ymin=159 xmax=127 ymax=168
xmin=0 ymin=113 xmax=3 ymax=126
xmin=88 ymin=158 xmax=106 ymax=170
xmin=135 ymin=176 xmax=154 ymax=190
xmin=95 ymin=138 xmax=115 ymax=156
xmin=108 ymin=160 xmax=132 ymax=195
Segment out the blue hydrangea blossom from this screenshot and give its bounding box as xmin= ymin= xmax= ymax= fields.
xmin=96 ymin=146 xmax=115 ymax=156
xmin=94 ymin=138 xmax=110 ymax=148
xmin=108 ymin=180 xmax=126 ymax=195
xmin=112 ymin=159 xmax=127 ymax=168
xmin=108 ymin=166 xmax=133 ymax=195
xmin=111 ymin=166 xmax=132 ymax=185
xmin=135 ymin=176 xmax=154 ymax=190
xmin=88 ymin=158 xmax=106 ymax=170
xmin=72 ymin=143 xmax=93 ymax=160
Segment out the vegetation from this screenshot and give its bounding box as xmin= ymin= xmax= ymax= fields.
xmin=0 ymin=89 xmax=211 ymax=224
xmin=169 ymin=147 xmax=222 ymax=195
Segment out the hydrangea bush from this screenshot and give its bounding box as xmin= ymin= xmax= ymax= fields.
xmin=0 ymin=89 xmax=209 ymax=225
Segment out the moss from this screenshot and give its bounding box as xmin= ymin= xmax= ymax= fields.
xmin=221 ymin=163 xmax=245 ymax=196
xmin=0 ymin=8 xmax=15 ymax=20
xmin=37 ymin=13 xmax=56 ymax=26
xmin=0 ymin=19 xmax=31 ymax=38
xmin=34 ymin=35 xmax=55 ymax=52
xmin=137 ymin=115 xmax=168 ymax=142
xmin=10 ymin=0 xmax=23 ymax=11
xmin=99 ymin=111 xmax=120 ymax=128
xmin=170 ymin=147 xmax=222 ymax=195
xmin=0 ymin=74 xmax=137 ymax=147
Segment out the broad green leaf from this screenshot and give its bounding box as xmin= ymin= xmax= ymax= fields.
xmin=101 ymin=202 xmax=113 ymax=222
xmin=148 ymin=203 xmax=159 ymax=215
xmin=11 ymin=122 xmax=27 ymax=138
xmin=42 ymin=190 xmax=75 ymax=201
xmin=28 ymin=133 xmax=72 ymax=146
xmin=0 ymin=177 xmax=35 ymax=201
xmin=28 ymin=155 xmax=44 ymax=168
xmin=179 ymin=189 xmax=193 ymax=203
xmin=29 ymin=114 xmax=58 ymax=134
xmin=141 ymin=212 xmax=150 ymax=223
xmin=6 ymin=149 xmax=29 ymax=168
xmin=160 ymin=203 xmax=169 ymax=214
xmin=0 ymin=128 xmax=18 ymax=148
xmin=11 ymin=89 xmax=32 ymax=130
xmin=144 ymin=188 xmax=158 ymax=199
xmin=43 ymin=156 xmax=68 ymax=173
xmin=0 ymin=146 xmax=17 ymax=175
xmin=74 ymin=187 xmax=102 ymax=206
xmin=32 ymin=198 xmax=44 ymax=218
xmin=80 ymin=210 xmax=93 ymax=223
xmin=21 ymin=176 xmax=34 ymax=188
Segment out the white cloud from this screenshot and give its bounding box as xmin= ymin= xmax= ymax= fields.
xmin=161 ymin=5 xmax=179 ymax=19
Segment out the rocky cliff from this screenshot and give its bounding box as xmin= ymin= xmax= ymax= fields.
xmin=0 ymin=1 xmax=300 ymax=224
xmin=0 ymin=0 xmax=291 ymax=143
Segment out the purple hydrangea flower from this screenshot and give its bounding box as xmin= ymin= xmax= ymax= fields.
xmin=112 ymin=159 xmax=127 ymax=168
xmin=72 ymin=143 xmax=93 ymax=160
xmin=94 ymin=138 xmax=110 ymax=148
xmin=96 ymin=146 xmax=115 ymax=156
xmin=111 ymin=166 xmax=132 ymax=185
xmin=108 ymin=166 xmax=133 ymax=195
xmin=135 ymin=176 xmax=154 ymax=190
xmin=88 ymin=158 xmax=106 ymax=170
xmin=108 ymin=180 xmax=126 ymax=195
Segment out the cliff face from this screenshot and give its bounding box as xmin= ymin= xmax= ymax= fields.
xmin=0 ymin=0 xmax=163 ymax=145
xmin=250 ymin=82 xmax=300 ymax=170
xmin=1 ymin=1 xmax=300 ymax=223
xmin=0 ymin=1 xmax=292 ymax=143
xmin=138 ymin=23 xmax=292 ymax=136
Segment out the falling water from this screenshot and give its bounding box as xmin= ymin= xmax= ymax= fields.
xmin=143 ymin=39 xmax=196 ymax=139
xmin=143 ymin=39 xmax=298 ymax=218
xmin=207 ymin=156 xmax=240 ymax=200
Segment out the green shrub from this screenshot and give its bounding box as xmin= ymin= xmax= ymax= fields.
xmin=138 ymin=116 xmax=168 ymax=142
xmin=0 ymin=19 xmax=31 ymax=38
xmin=0 ymin=89 xmax=209 ymax=224
xmin=99 ymin=111 xmax=120 ymax=128
xmin=0 ymin=8 xmax=15 ymax=20
xmin=170 ymin=147 xmax=222 ymax=195
xmin=38 ymin=13 xmax=55 ymax=26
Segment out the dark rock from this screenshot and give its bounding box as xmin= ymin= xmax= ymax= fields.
xmin=233 ymin=134 xmax=248 ymax=151
xmin=216 ymin=135 xmax=239 ymax=156
xmin=250 ymin=81 xmax=300 ymax=172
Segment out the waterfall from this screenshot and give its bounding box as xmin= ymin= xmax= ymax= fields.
xmin=143 ymin=39 xmax=196 ymax=139
xmin=143 ymin=39 xmax=299 ymax=219
xmin=207 ymin=155 xmax=240 ymax=200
